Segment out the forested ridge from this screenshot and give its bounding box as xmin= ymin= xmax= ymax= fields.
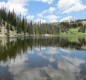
xmin=0 ymin=8 xmax=86 ymax=36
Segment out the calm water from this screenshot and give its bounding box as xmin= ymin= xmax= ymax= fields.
xmin=0 ymin=36 xmax=86 ymax=80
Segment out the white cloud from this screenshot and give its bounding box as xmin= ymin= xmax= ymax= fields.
xmin=0 ymin=2 xmax=6 ymax=8
xmin=34 ymin=0 xmax=54 ymax=4
xmin=37 ymin=13 xmax=43 ymax=18
xmin=60 ymin=16 xmax=75 ymax=22
xmin=37 ymin=7 xmax=58 ymax=23
xmin=36 ymin=14 xmax=58 ymax=23
xmin=8 ymin=0 xmax=29 ymax=4
xmin=57 ymin=0 xmax=86 ymax=13
xmin=0 ymin=0 xmax=29 ymax=16
xmin=7 ymin=2 xmax=28 ymax=16
xmin=37 ymin=7 xmax=56 ymax=18
xmin=35 ymin=18 xmax=46 ymax=23
xmin=46 ymin=14 xmax=59 ymax=23
xmin=47 ymin=7 xmax=56 ymax=13
xmin=0 ymin=0 xmax=55 ymax=23
xmin=26 ymin=15 xmax=34 ymax=20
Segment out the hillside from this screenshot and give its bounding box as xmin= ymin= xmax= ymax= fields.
xmin=0 ymin=8 xmax=86 ymax=37
xmin=0 ymin=20 xmax=28 ymax=37
xmin=0 ymin=8 xmax=30 ymax=37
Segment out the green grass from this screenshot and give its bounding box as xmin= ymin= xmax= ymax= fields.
xmin=60 ymin=28 xmax=86 ymax=36
xmin=68 ymin=28 xmax=79 ymax=34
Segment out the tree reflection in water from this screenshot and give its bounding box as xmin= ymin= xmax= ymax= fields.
xmin=0 ymin=36 xmax=86 ymax=62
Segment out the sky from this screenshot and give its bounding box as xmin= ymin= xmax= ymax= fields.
xmin=0 ymin=0 xmax=86 ymax=23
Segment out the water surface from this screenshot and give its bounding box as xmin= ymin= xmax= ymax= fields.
xmin=0 ymin=36 xmax=86 ymax=80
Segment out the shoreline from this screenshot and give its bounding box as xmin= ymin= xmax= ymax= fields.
xmin=0 ymin=34 xmax=86 ymax=38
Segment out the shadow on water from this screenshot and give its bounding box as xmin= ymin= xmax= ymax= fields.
xmin=0 ymin=36 xmax=86 ymax=80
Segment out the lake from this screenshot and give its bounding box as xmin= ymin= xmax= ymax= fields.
xmin=0 ymin=36 xmax=86 ymax=80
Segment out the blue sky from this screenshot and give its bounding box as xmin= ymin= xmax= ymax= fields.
xmin=0 ymin=0 xmax=86 ymax=23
